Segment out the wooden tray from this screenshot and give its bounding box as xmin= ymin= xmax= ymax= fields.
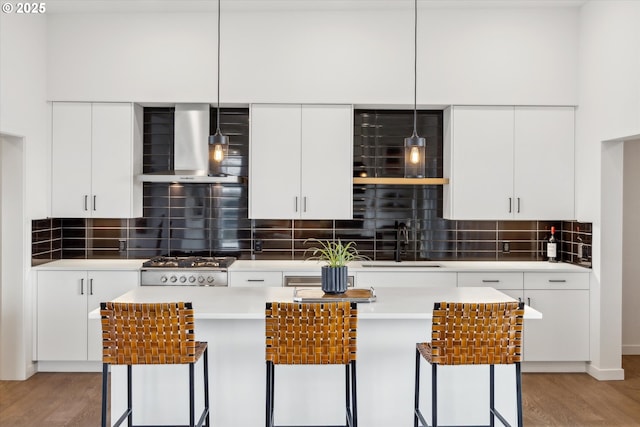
xmin=293 ymin=287 xmax=376 ymax=303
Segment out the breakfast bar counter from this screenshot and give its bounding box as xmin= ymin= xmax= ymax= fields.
xmin=101 ymin=286 xmax=540 ymax=427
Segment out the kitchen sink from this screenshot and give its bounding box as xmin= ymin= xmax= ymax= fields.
xmin=360 ymin=262 xmax=441 ymax=268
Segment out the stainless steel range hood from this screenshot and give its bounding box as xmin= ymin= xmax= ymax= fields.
xmin=138 ymin=103 xmax=243 ymax=183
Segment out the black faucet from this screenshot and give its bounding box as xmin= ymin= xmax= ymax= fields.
xmin=395 ymin=222 xmax=408 ymax=262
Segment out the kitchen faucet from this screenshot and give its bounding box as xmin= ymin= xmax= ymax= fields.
xmin=395 ymin=222 xmax=408 ymax=262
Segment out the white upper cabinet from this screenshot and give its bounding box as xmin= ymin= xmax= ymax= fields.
xmin=51 ymin=102 xmax=143 ymax=218
xmin=513 ymin=107 xmax=575 ymax=220
xmin=443 ymin=106 xmax=514 ymax=220
xmin=249 ymin=104 xmax=353 ymax=219
xmin=443 ymin=105 xmax=575 ymax=220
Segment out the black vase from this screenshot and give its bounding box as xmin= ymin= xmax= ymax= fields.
xmin=321 ymin=265 xmax=348 ymax=294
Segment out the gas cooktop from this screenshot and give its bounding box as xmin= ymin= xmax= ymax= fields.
xmin=142 ymin=256 xmax=236 ymax=269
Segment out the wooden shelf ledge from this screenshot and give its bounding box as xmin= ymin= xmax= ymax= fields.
xmin=353 ymin=177 xmax=449 ymax=185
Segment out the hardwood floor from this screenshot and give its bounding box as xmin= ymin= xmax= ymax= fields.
xmin=1 ymin=356 xmax=639 ymax=426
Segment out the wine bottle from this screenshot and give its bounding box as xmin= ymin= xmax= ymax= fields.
xmin=547 ymin=226 xmax=558 ymax=263
xmin=576 ymin=226 xmax=584 ymax=260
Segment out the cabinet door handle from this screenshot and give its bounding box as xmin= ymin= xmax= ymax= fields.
xmin=80 ymin=278 xmax=84 ymax=295
xmin=84 ymin=195 xmax=88 ymax=211
xmin=508 ymin=197 xmax=512 ymax=213
xmin=517 ymin=197 xmax=521 ymax=213
xmin=548 ymin=279 xmax=567 ymax=283
xmin=482 ymin=279 xmax=500 ymax=283
xmin=294 ymin=196 xmax=298 ymax=212
xmin=303 ymin=197 xmax=307 ymax=213
xmin=93 ymin=195 xmax=97 ymax=211
xmin=89 ymin=278 xmax=94 ymax=295
xmin=247 ymin=279 xmax=265 ymax=282
xmin=527 ymin=297 xmax=531 ymax=306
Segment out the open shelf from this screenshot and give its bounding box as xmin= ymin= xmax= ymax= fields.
xmin=352 ymin=177 xmax=449 ymax=185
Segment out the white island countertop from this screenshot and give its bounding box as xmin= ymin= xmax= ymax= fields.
xmin=92 ymin=285 xmax=542 ymax=320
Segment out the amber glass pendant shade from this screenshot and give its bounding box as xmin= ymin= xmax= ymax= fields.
xmin=404 ymin=132 xmax=425 ymax=178
xmin=208 ymin=132 xmax=228 ymax=176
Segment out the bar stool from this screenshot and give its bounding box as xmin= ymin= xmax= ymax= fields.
xmin=100 ymin=301 xmax=210 ymax=427
xmin=265 ymin=301 xmax=358 ymax=427
xmin=414 ymin=301 xmax=524 ymax=427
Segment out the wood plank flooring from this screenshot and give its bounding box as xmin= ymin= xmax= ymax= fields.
xmin=1 ymin=356 xmax=639 ymax=426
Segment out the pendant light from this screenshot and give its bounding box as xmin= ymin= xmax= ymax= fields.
xmin=404 ymin=0 xmax=426 ymax=178
xmin=208 ymin=0 xmax=229 ymax=177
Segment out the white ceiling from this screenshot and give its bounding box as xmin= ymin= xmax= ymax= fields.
xmin=44 ymin=0 xmax=587 ymax=14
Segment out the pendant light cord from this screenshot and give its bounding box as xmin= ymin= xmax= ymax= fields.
xmin=412 ymin=0 xmax=418 ymax=135
xmin=216 ymin=0 xmax=222 ymax=133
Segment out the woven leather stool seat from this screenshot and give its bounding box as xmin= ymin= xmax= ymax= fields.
xmin=265 ymin=301 xmax=358 ymax=427
xmin=100 ymin=302 xmax=210 ymax=427
xmin=414 ymin=301 xmax=524 ymax=427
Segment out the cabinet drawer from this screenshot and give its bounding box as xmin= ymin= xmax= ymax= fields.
xmin=457 ymin=272 xmax=523 ymax=290
xmin=356 ymin=271 xmax=457 ymax=288
xmin=524 ymin=272 xmax=589 ymax=290
xmin=229 ymin=271 xmax=282 ymax=287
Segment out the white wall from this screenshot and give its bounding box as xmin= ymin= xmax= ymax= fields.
xmin=623 ymin=141 xmax=640 ymax=354
xmin=576 ymin=0 xmax=640 ymax=378
xmin=0 ymin=13 xmax=50 ymax=218
xmin=0 ymin=12 xmax=48 ymax=379
xmin=46 ymin=4 xmax=579 ymax=105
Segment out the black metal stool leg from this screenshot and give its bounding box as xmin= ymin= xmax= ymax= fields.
xmin=516 ymin=362 xmax=523 ymax=427
xmin=490 ymin=364 xmax=495 ymax=427
xmin=265 ymin=362 xmax=270 ymax=427
xmin=127 ymin=365 xmax=132 ymax=427
xmin=189 ymin=362 xmax=195 ymax=427
xmin=345 ymin=364 xmax=351 ymax=427
xmin=101 ymin=363 xmax=109 ymax=427
xmin=266 ymin=361 xmax=275 ymax=427
xmin=431 ymin=363 xmax=437 ymax=427
xmin=351 ymin=360 xmax=358 ymax=427
xmin=414 ymin=349 xmax=420 ymax=427
xmin=203 ymin=347 xmax=210 ymax=427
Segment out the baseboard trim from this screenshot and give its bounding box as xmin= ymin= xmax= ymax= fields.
xmin=622 ymin=345 xmax=640 ymax=355
xmin=522 ymin=361 xmax=587 ymax=373
xmin=37 ymin=361 xmax=102 ymax=372
xmin=586 ymin=363 xmax=625 ymax=381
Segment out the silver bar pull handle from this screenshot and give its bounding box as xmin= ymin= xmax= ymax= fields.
xmin=80 ymin=278 xmax=84 ymax=295
xmin=84 ymin=195 xmax=88 ymax=211
xmin=93 ymin=195 xmax=97 ymax=211
xmin=303 ymin=197 xmax=307 ymax=212
xmin=527 ymin=297 xmax=531 ymax=306
xmin=517 ymin=197 xmax=521 ymax=213
xmin=549 ymin=279 xmax=567 ymax=283
xmin=89 ymin=278 xmax=94 ymax=295
xmin=508 ymin=197 xmax=512 ymax=213
xmin=247 ymin=279 xmax=265 ymax=282
xmin=294 ymin=196 xmax=298 ymax=212
xmin=482 ymin=279 xmax=500 ymax=283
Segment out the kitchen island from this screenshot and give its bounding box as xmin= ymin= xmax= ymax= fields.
xmin=98 ymin=286 xmax=540 ymax=427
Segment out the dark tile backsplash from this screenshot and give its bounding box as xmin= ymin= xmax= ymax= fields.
xmin=32 ymin=107 xmax=592 ymax=267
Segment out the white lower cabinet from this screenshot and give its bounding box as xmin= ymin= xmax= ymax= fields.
xmin=522 ymin=272 xmax=590 ymax=362
xmin=457 ymin=272 xmax=524 ymax=295
xmin=228 ymin=271 xmax=283 ymax=287
xmin=36 ymin=270 xmax=139 ymax=361
xmin=457 ymin=271 xmax=590 ymax=362
xmin=356 ymin=271 xmax=457 ymax=288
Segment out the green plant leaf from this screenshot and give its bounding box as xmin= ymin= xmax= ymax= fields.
xmin=303 ymin=238 xmax=369 ymax=267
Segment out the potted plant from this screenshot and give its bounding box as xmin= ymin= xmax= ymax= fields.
xmin=304 ymin=238 xmax=368 ymax=294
